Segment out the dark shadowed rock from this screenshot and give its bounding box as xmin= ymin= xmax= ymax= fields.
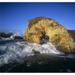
xmin=0 ymin=32 xmax=13 ymax=38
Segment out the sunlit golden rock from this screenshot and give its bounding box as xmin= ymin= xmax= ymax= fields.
xmin=24 ymin=17 xmax=75 ymax=53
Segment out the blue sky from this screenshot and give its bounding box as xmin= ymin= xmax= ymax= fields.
xmin=0 ymin=2 xmax=75 ymax=34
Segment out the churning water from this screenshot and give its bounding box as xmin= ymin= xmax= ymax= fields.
xmin=0 ymin=40 xmax=64 ymax=66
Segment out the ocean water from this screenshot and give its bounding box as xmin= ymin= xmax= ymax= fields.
xmin=0 ymin=40 xmax=75 ymax=72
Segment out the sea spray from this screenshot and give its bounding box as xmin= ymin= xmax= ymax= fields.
xmin=0 ymin=41 xmax=63 ymax=66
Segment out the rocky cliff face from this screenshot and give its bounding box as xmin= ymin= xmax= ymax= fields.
xmin=24 ymin=17 xmax=75 ymax=53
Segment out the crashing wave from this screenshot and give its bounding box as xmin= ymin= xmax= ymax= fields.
xmin=0 ymin=41 xmax=64 ymax=66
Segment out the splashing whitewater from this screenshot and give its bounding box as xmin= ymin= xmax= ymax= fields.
xmin=0 ymin=41 xmax=69 ymax=66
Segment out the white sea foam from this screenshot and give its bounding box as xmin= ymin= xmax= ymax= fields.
xmin=0 ymin=41 xmax=64 ymax=66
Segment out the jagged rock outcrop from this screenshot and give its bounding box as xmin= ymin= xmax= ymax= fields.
xmin=24 ymin=17 xmax=75 ymax=53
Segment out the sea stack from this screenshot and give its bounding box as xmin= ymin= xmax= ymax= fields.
xmin=24 ymin=17 xmax=75 ymax=53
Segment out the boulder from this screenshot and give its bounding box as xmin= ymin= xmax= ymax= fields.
xmin=24 ymin=17 xmax=75 ymax=53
